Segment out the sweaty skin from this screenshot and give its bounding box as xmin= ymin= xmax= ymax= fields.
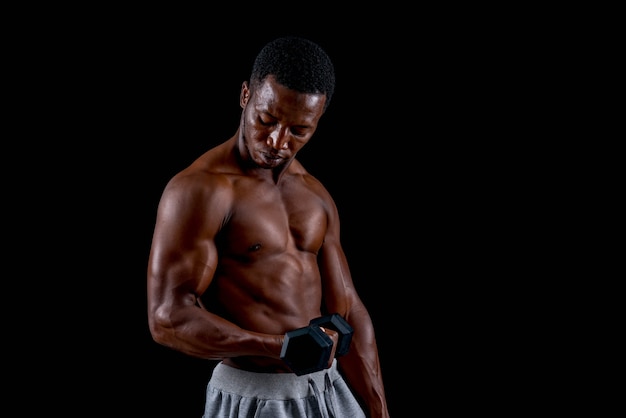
xmin=147 ymin=75 xmax=389 ymax=417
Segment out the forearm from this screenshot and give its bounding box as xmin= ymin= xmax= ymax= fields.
xmin=149 ymin=303 xmax=283 ymax=360
xmin=340 ymin=353 xmax=389 ymax=417
xmin=339 ymin=313 xmax=390 ymax=417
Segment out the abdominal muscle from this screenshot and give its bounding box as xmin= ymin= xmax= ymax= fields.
xmin=208 ymin=250 xmax=324 ymax=373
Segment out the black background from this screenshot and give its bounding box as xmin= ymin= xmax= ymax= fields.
xmin=17 ymin=9 xmax=549 ymax=417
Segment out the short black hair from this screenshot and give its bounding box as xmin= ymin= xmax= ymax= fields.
xmin=250 ymin=36 xmax=335 ymax=111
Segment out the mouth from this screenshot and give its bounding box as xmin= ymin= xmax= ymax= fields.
xmin=259 ymin=151 xmax=285 ymax=165
xmin=262 ymin=150 xmax=285 ymax=160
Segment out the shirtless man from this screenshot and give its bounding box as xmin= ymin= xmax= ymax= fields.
xmin=147 ymin=36 xmax=390 ymax=417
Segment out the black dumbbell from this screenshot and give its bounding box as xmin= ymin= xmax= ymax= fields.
xmin=280 ymin=313 xmax=354 ymax=376
xmin=309 ymin=313 xmax=353 ymax=357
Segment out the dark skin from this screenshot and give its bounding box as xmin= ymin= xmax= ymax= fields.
xmin=147 ymin=75 xmax=390 ymax=417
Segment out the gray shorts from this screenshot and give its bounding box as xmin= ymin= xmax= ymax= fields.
xmin=203 ymin=359 xmax=366 ymax=418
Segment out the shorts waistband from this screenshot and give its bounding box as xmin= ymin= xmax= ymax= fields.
xmin=208 ymin=359 xmax=339 ymax=399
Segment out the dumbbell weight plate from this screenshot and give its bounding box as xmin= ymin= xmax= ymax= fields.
xmin=309 ymin=313 xmax=354 ymax=357
xmin=280 ymin=325 xmax=333 ymax=376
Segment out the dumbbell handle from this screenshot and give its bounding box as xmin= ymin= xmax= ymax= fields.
xmin=309 ymin=313 xmax=353 ymax=357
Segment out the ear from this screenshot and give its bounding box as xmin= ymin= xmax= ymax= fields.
xmin=240 ymin=81 xmax=250 ymax=108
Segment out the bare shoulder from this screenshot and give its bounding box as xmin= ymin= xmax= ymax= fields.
xmin=161 ymin=145 xmax=239 ymax=211
xmin=288 ymin=159 xmax=337 ymax=209
xmin=288 ymin=159 xmax=324 ymax=189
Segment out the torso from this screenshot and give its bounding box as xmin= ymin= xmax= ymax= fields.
xmin=197 ymin=147 xmax=330 ymax=371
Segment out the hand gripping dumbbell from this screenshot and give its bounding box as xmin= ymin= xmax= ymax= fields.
xmin=280 ymin=313 xmax=354 ymax=376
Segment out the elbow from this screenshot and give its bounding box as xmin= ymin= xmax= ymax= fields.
xmin=148 ymin=305 xmax=176 ymax=347
xmin=148 ymin=319 xmax=167 ymax=346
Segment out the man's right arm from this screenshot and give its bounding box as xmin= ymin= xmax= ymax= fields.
xmin=146 ymin=172 xmax=284 ymax=360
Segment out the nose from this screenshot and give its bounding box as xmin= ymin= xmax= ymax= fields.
xmin=267 ymin=129 xmax=289 ymax=150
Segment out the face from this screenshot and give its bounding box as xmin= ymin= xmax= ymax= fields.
xmin=239 ymin=75 xmax=326 ymax=169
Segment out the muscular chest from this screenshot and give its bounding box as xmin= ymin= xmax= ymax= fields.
xmin=222 ymin=179 xmax=327 ymax=255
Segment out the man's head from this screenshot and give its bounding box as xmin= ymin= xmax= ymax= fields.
xmin=250 ymin=36 xmax=335 ymax=112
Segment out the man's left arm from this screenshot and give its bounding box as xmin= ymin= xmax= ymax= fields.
xmin=318 ymin=236 xmax=390 ymax=418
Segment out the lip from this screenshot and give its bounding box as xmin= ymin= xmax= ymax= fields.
xmin=261 ymin=151 xmax=285 ymax=162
